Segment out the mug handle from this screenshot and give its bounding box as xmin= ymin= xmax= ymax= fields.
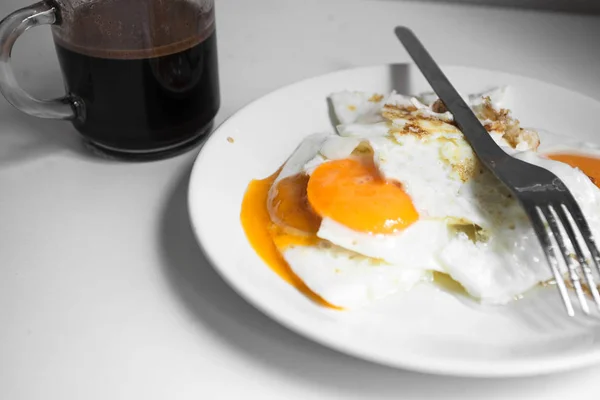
xmin=0 ymin=1 xmax=81 ymax=120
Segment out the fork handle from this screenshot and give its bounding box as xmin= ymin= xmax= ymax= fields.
xmin=394 ymin=26 xmax=509 ymax=168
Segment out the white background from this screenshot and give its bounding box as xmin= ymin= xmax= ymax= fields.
xmin=1 ymin=0 xmax=599 ymax=398
xmin=426 ymin=0 xmax=600 ymax=14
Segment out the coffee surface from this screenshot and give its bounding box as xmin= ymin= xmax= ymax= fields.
xmin=54 ymin=0 xmax=215 ymax=59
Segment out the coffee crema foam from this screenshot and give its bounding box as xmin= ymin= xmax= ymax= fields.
xmin=52 ymin=0 xmax=215 ymax=59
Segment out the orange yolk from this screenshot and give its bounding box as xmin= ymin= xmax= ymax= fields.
xmin=269 ymin=174 xmax=321 ymax=235
xmin=307 ymin=158 xmax=418 ymax=234
xmin=240 ymin=171 xmax=336 ymax=308
xmin=547 ymin=153 xmax=600 ymax=187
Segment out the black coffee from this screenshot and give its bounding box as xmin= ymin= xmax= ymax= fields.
xmin=52 ymin=0 xmax=220 ymax=155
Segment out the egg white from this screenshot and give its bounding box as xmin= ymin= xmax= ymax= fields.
xmin=317 ymin=217 xmax=448 ymax=272
xmin=282 ymin=244 xmax=430 ymax=308
xmin=440 ymin=150 xmax=600 ymax=303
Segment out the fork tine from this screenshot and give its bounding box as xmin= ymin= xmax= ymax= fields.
xmin=559 ymin=203 xmax=600 ymax=310
xmin=529 ymin=205 xmax=575 ymax=316
xmin=542 ymin=206 xmax=590 ymax=314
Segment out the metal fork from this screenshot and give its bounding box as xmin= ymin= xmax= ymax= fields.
xmin=395 ymin=26 xmax=600 ymax=316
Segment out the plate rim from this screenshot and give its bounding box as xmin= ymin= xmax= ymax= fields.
xmin=188 ymin=63 xmax=600 ymax=377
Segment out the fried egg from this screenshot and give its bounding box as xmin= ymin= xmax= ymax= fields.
xmin=241 ymin=88 xmax=600 ymax=309
xmin=263 ymin=133 xmax=434 ymax=308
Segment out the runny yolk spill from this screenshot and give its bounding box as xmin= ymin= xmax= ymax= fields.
xmin=240 ymin=156 xmax=418 ymax=309
xmin=547 ymin=153 xmax=600 ymax=187
xmin=307 ymin=158 xmax=418 ymax=233
xmin=240 ymin=170 xmax=338 ymax=309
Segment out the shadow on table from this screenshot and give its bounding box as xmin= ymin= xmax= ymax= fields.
xmin=159 ymin=165 xmax=568 ymax=398
xmin=0 ymin=104 xmax=93 ymax=167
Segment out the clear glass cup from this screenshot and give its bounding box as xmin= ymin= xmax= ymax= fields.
xmin=0 ymin=0 xmax=220 ymax=160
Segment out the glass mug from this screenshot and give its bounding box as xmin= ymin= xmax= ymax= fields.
xmin=0 ymin=0 xmax=220 ymax=160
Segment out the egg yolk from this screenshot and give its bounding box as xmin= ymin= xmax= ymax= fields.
xmin=267 ymin=173 xmax=322 ymax=252
xmin=307 ymin=158 xmax=418 ymax=234
xmin=269 ymin=174 xmax=321 ymax=235
xmin=240 ymin=171 xmax=336 ymax=308
xmin=547 ymin=153 xmax=600 ymax=187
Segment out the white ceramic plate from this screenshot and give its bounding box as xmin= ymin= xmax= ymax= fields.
xmin=188 ymin=64 xmax=600 ymax=377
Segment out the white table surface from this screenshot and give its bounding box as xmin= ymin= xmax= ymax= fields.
xmin=1 ymin=0 xmax=600 ymax=398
